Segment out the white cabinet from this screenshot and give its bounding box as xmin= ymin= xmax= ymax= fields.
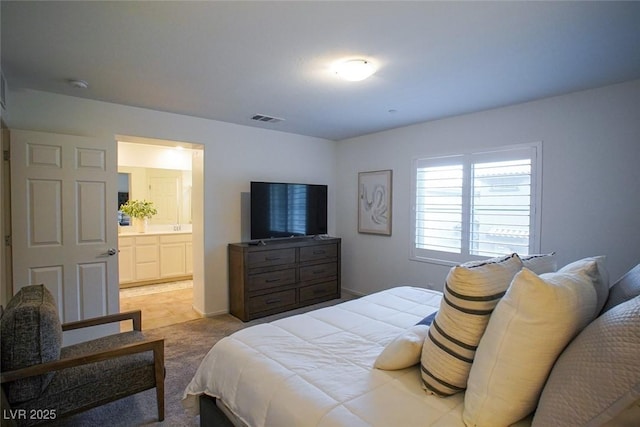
xmin=118 ymin=233 xmax=192 ymax=286
xmin=160 ymin=234 xmax=192 ymax=278
xmin=118 ymin=236 xmax=135 ymax=283
xmin=135 ymin=235 xmax=160 ymax=281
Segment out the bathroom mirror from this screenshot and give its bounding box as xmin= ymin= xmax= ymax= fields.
xmin=117 ymin=167 xmax=192 ymax=225
xmin=117 ymin=173 xmax=131 ymax=225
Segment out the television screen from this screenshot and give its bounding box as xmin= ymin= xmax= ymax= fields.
xmin=251 ymin=181 xmax=328 ymax=240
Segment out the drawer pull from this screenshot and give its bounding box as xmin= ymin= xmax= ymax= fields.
xmin=313 ymin=289 xmax=326 ymax=295
xmin=265 ymin=278 xmax=280 ymax=283
xmin=313 ymin=250 xmax=326 ymax=255
xmin=266 ymin=298 xmax=281 ymax=305
xmin=313 ymin=270 xmax=325 ymax=275
xmin=265 ymin=256 xmax=281 ymax=261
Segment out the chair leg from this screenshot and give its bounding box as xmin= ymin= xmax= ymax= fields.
xmin=153 ymin=341 xmax=165 ymax=421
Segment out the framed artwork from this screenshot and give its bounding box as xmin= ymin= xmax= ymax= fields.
xmin=358 ymin=169 xmax=392 ymax=235
xmin=0 ymin=72 xmax=5 ymax=109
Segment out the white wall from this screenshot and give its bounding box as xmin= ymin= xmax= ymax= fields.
xmin=4 ymin=89 xmax=338 ymax=316
xmin=118 ymin=141 xmax=193 ymax=170
xmin=6 ymin=80 xmax=640 ymax=309
xmin=336 ymin=80 xmax=640 ymax=295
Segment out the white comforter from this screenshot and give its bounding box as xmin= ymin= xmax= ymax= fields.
xmin=183 ymin=286 xmax=529 ymax=426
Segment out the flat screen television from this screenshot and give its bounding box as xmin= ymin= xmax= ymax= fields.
xmin=251 ymin=181 xmax=328 ymax=240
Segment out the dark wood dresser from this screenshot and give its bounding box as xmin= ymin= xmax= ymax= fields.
xmin=228 ymin=237 xmax=341 ymax=321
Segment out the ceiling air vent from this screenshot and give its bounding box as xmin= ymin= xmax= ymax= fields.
xmin=251 ymin=114 xmax=284 ymax=124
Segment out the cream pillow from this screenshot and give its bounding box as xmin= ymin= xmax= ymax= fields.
xmin=374 ymin=325 xmax=430 ymax=370
xmin=375 ymin=311 xmax=437 ymax=370
xmin=420 ymin=254 xmax=523 ymax=396
xmin=463 ymin=259 xmax=607 ymax=427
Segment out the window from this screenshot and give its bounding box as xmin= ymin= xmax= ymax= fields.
xmin=411 ymin=143 xmax=542 ymax=265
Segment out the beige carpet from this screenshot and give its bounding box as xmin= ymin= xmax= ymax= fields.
xmin=50 ymin=296 xmax=356 ymax=426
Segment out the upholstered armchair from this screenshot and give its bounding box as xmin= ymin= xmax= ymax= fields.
xmin=0 ymin=285 xmax=164 ymax=426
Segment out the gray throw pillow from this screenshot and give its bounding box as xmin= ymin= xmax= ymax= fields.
xmin=532 ymin=295 xmax=640 ymax=427
xmin=601 ymin=264 xmax=640 ymax=313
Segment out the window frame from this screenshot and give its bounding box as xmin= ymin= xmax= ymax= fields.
xmin=410 ymin=142 xmax=542 ymax=266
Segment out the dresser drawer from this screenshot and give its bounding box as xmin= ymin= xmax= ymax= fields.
xmin=299 ymin=262 xmax=337 ymax=282
xmin=247 ymin=268 xmax=296 ymax=292
xmin=229 ymin=238 xmax=341 ymax=322
xmin=249 ymin=289 xmax=296 ymax=313
xmin=300 ymin=244 xmax=337 ymax=262
xmin=300 ymin=281 xmax=338 ymax=303
xmin=248 ymin=248 xmax=296 ymax=268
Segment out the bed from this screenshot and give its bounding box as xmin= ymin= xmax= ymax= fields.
xmin=184 ymin=257 xmax=640 ymax=427
xmin=182 ymin=286 xmax=531 ymax=426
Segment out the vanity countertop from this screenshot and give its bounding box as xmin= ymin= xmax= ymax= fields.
xmin=118 ymin=226 xmax=192 ymax=237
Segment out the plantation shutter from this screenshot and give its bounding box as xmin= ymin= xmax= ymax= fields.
xmin=412 ymin=143 xmax=540 ymax=264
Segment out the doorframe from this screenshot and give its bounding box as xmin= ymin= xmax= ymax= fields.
xmin=115 ymin=135 xmax=204 ymax=316
xmin=0 ymin=122 xmax=12 ymax=307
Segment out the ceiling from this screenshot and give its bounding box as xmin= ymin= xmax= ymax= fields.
xmin=2 ymin=1 xmax=640 ymax=141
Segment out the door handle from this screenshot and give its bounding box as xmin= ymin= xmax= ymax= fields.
xmin=107 ymin=248 xmax=119 ymax=256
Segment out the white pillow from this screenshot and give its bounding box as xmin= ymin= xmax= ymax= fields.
xmin=463 ymin=259 xmax=606 ymax=427
xmin=374 ymin=325 xmax=430 ymax=370
xmin=420 ymin=254 xmax=523 ymax=396
xmin=521 ymin=252 xmax=557 ymax=274
xmin=559 ymin=255 xmax=610 ymax=313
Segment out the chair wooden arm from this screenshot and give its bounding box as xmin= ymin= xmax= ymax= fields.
xmin=0 ymin=338 xmax=164 ymax=384
xmin=62 ymin=310 xmax=142 ymax=331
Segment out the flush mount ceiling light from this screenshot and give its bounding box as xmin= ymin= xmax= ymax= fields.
xmin=333 ymin=59 xmax=376 ymax=82
xmin=68 ymin=79 xmax=89 ymax=89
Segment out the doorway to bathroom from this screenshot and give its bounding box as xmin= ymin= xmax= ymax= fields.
xmin=117 ymin=137 xmax=203 ymax=330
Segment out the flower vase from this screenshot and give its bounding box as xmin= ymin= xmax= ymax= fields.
xmin=134 ymin=218 xmax=148 ymax=233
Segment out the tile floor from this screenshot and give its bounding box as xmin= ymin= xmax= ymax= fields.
xmin=119 ymin=280 xmax=200 ymax=331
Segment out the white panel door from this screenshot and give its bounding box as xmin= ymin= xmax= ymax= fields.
xmin=148 ymin=169 xmax=180 ymax=224
xmin=11 ymin=130 xmax=119 ymax=327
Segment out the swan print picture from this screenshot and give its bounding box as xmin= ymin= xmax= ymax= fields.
xmin=358 ymin=170 xmax=392 ymax=235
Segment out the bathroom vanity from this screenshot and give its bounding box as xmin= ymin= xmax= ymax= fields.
xmin=118 ymin=228 xmax=192 ymax=287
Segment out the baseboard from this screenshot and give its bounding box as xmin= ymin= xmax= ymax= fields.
xmin=341 ymin=287 xmax=366 ymax=298
xmin=192 ymin=305 xmax=229 ymax=318
xmin=120 ymin=276 xmax=192 ymax=289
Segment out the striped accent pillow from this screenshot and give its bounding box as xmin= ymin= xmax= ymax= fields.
xmin=420 ymin=253 xmax=523 ymax=396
